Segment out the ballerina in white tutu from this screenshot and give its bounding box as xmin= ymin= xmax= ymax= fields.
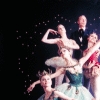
xmin=41 ymin=24 xmax=79 ymax=86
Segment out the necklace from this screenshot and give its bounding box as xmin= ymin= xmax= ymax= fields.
xmin=64 ymin=58 xmax=79 ymax=75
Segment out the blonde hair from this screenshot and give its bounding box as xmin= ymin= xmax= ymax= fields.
xmin=58 ymin=46 xmax=72 ymax=57
xmin=37 ymin=69 xmax=52 ymax=80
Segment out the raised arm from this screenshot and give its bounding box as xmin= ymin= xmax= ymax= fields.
xmin=79 ymin=40 xmax=100 ymax=66
xmin=41 ymin=29 xmax=59 ymax=44
xmin=83 ymin=50 xmax=87 ymax=57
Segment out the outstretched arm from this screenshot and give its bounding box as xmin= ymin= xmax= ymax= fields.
xmin=79 ymin=40 xmax=100 ymax=66
xmin=41 ymin=29 xmax=59 ymax=44
xmin=27 ymin=80 xmax=40 ymax=93
xmin=27 ymin=68 xmax=65 ymax=93
xmin=50 ymin=67 xmax=65 ymax=78
xmin=54 ymin=91 xmax=76 ymax=100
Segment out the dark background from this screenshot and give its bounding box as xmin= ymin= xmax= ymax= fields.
xmin=0 ymin=0 xmax=100 ymax=100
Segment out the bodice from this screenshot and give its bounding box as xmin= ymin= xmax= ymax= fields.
xmin=65 ymin=70 xmax=83 ymax=86
xmin=38 ymin=91 xmax=58 ymax=100
xmin=84 ymin=49 xmax=98 ymax=61
xmin=88 ymin=51 xmax=98 ymax=62
xmin=84 ymin=50 xmax=99 ymax=65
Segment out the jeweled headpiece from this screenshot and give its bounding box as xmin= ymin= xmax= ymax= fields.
xmin=37 ymin=68 xmax=52 ymax=80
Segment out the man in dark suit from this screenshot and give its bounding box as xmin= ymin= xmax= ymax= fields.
xmin=70 ymin=15 xmax=94 ymax=60
xmin=70 ymin=15 xmax=94 ymax=93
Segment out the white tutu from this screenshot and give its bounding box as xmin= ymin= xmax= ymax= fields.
xmin=55 ymin=83 xmax=94 ymax=100
xmin=45 ymin=56 xmax=67 ymax=68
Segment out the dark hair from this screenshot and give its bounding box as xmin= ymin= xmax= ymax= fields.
xmin=78 ymin=15 xmax=87 ymax=21
xmin=57 ymin=46 xmax=72 ymax=56
xmin=90 ymin=32 xmax=98 ymax=41
xmin=56 ymin=24 xmax=64 ymax=29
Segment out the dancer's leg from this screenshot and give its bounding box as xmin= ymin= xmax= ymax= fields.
xmin=55 ymin=68 xmax=64 ymax=87
xmin=90 ymin=76 xmax=100 ymax=100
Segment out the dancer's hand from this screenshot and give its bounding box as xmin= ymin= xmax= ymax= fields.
xmin=88 ymin=60 xmax=95 ymax=68
xmin=57 ymin=39 xmax=65 ymax=47
xmin=48 ymin=29 xmax=58 ymax=35
xmin=27 ymin=83 xmax=36 ymax=93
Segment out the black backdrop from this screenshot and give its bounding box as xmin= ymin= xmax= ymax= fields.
xmin=0 ymin=0 xmax=100 ymax=100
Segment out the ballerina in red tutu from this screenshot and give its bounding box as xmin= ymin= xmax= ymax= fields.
xmin=83 ymin=32 xmax=100 ymax=100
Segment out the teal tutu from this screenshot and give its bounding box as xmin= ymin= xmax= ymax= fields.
xmin=55 ymin=83 xmax=94 ymax=100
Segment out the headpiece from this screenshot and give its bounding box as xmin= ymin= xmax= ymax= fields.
xmin=37 ymin=68 xmax=52 ymax=79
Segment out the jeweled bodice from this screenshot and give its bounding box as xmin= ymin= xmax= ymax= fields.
xmin=66 ymin=70 xmax=83 ymax=86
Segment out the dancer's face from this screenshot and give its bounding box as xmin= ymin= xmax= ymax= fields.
xmin=60 ymin=48 xmax=71 ymax=59
xmin=40 ymin=75 xmax=52 ymax=87
xmin=77 ymin=15 xmax=87 ymax=27
xmin=57 ymin=24 xmax=66 ymax=35
xmin=88 ymin=33 xmax=98 ymax=43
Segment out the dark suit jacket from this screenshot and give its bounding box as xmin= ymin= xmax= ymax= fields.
xmin=70 ymin=29 xmax=94 ymax=60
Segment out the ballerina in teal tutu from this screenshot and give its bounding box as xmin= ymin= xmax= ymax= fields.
xmin=37 ymin=70 xmax=76 ymax=100
xmin=27 ymin=39 xmax=100 ymax=100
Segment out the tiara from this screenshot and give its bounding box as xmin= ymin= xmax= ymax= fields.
xmin=37 ymin=68 xmax=52 ymax=79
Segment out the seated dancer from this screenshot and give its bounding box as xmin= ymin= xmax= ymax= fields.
xmin=37 ymin=70 xmax=76 ymax=100
xmin=41 ymin=24 xmax=79 ymax=86
xmin=83 ymin=32 xmax=100 ymax=100
xmin=27 ymin=39 xmax=100 ymax=100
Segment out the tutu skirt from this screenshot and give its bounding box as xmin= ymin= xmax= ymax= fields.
xmin=45 ymin=56 xmax=66 ymax=68
xmin=55 ymin=83 xmax=94 ymax=100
